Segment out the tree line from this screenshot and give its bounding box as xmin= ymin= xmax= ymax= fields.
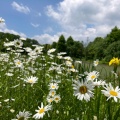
xmin=44 ymin=35 xmax=84 ymax=59
xmin=0 ymin=32 xmax=39 ymax=52
xmin=85 ymin=26 xmax=120 ymax=62
xmin=0 ymin=26 xmax=120 ymax=62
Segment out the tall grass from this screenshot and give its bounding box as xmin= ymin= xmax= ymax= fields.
xmin=0 ymin=40 xmax=120 ymax=120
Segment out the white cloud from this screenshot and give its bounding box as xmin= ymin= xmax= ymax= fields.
xmin=0 ymin=23 xmax=6 ymax=30
xmin=31 ymin=23 xmax=39 ymax=28
xmin=32 ymin=34 xmax=59 ymax=44
xmin=44 ymin=27 xmax=53 ymax=33
xmin=46 ymin=0 xmax=120 ymax=42
xmin=11 ymin=1 xmax=30 ymax=14
xmin=0 ymin=22 xmax=26 ymax=38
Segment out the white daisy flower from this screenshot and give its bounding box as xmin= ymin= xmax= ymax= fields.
xmin=20 ymin=37 xmax=26 ymax=41
xmin=4 ymin=99 xmax=9 ymax=102
xmin=33 ymin=46 xmax=43 ymax=55
xmin=58 ymin=52 xmax=67 ymax=55
xmin=14 ymin=59 xmax=23 ymax=68
xmin=75 ymin=60 xmax=82 ymax=64
xmin=73 ymin=79 xmax=94 ymax=101
xmin=93 ymin=79 xmax=106 ymax=87
xmin=14 ymin=39 xmax=23 ymax=48
xmin=64 ymin=56 xmax=72 ymax=61
xmin=101 ymin=83 xmax=120 ymax=102
xmin=47 ymin=96 xmax=53 ymax=104
xmin=49 ymin=90 xmax=56 ymax=97
xmin=24 ymin=47 xmax=32 ymax=53
xmin=65 ymin=60 xmax=72 ymax=67
xmin=86 ymin=71 xmax=99 ymax=81
xmin=24 ymin=76 xmax=38 ymax=86
xmin=4 ymin=41 xmax=14 ymax=47
xmin=47 ymin=48 xmax=56 ymax=54
xmin=5 ymin=73 xmax=13 ymax=76
xmin=33 ymin=102 xmax=51 ymax=119
xmin=48 ymin=83 xmax=59 ymax=90
xmin=69 ymin=68 xmax=78 ymax=72
xmin=12 ymin=110 xmax=31 ymax=120
xmin=93 ymin=59 xmax=99 ymax=66
xmin=53 ymin=95 xmax=61 ymax=103
xmin=10 ymin=109 xmax=15 ymax=113
xmin=57 ymin=55 xmax=63 ymax=59
xmin=93 ymin=116 xmax=97 ymax=120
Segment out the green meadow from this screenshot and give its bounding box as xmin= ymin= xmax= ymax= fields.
xmin=0 ymin=39 xmax=120 ymax=120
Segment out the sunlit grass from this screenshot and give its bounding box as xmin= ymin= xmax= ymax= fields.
xmin=0 ymin=40 xmax=120 ymax=120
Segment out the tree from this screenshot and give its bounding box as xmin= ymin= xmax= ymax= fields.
xmin=57 ymin=35 xmax=66 ymax=53
xmin=106 ymin=26 xmax=120 ymax=44
xmin=51 ymin=42 xmax=57 ymax=48
xmin=70 ymin=41 xmax=84 ymax=58
xmin=66 ymin=36 xmax=74 ymax=56
xmin=104 ymin=41 xmax=120 ymax=61
xmin=85 ymin=37 xmax=106 ymax=60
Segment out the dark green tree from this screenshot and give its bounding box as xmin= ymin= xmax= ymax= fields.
xmin=106 ymin=26 xmax=120 ymax=45
xmin=51 ymin=42 xmax=57 ymax=48
xmin=66 ymin=36 xmax=74 ymax=56
xmin=104 ymin=41 xmax=120 ymax=61
xmin=70 ymin=41 xmax=84 ymax=58
xmin=85 ymin=37 xmax=106 ymax=60
xmin=57 ymin=35 xmax=66 ymax=53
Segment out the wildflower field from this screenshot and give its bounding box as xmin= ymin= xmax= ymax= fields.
xmin=1 ymin=39 xmax=120 ymax=120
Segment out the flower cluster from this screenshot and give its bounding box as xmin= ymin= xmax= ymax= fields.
xmin=47 ymin=82 xmax=61 ymax=104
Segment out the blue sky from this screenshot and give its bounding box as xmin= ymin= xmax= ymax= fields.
xmin=0 ymin=0 xmax=120 ymax=44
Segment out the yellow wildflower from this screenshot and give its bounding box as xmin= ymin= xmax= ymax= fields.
xmin=109 ymin=57 xmax=120 ymax=66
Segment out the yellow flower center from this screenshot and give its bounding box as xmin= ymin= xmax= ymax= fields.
xmin=91 ymin=75 xmax=95 ymax=79
xmin=39 ymin=108 xmax=45 ymax=114
xmin=95 ymin=62 xmax=98 ymax=64
xmin=52 ymin=92 xmax=55 ymax=95
xmin=71 ymin=65 xmax=74 ymax=68
xmin=79 ymin=86 xmax=87 ymax=94
xmin=36 ymin=50 xmax=38 ymax=52
xmin=18 ymin=117 xmax=25 ymax=120
xmin=16 ymin=42 xmax=20 ymax=45
xmin=49 ymin=99 xmax=53 ymax=102
xmin=110 ymin=90 xmax=118 ymax=96
xmin=51 ymin=85 xmax=55 ymax=89
xmin=28 ymin=79 xmax=33 ymax=83
xmin=17 ymin=61 xmax=21 ymax=65
xmin=55 ymin=97 xmax=59 ymax=101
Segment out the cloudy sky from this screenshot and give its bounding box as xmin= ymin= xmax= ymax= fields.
xmin=0 ymin=0 xmax=120 ymax=44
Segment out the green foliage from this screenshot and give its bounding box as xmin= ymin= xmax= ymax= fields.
xmin=70 ymin=41 xmax=84 ymax=58
xmin=85 ymin=26 xmax=120 ymax=61
xmin=43 ymin=44 xmax=51 ymax=53
xmin=57 ymin=35 xmax=66 ymax=53
xmin=56 ymin=35 xmax=84 ymax=58
xmin=51 ymin=42 xmax=57 ymax=48
xmin=106 ymin=26 xmax=120 ymax=44
xmin=85 ymin=37 xmax=105 ymax=60
xmin=66 ymin=36 xmax=74 ymax=56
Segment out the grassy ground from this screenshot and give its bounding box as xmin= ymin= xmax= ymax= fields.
xmin=82 ymin=61 xmax=120 ymax=79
